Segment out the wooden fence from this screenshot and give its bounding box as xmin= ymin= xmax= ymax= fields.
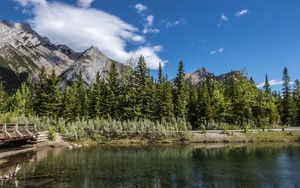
xmin=0 ymin=124 xmax=39 ymax=142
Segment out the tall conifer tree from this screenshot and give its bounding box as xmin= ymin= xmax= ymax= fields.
xmin=263 ymin=74 xmax=271 ymax=94
xmin=174 ymin=61 xmax=187 ymax=119
xmin=106 ymin=62 xmax=121 ymax=119
xmin=47 ymin=69 xmax=62 ymax=118
xmin=281 ymin=67 xmax=293 ymax=125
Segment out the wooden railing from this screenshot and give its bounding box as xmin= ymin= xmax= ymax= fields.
xmin=0 ymin=123 xmax=39 ymax=141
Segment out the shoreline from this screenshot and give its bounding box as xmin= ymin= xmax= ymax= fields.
xmin=66 ymin=130 xmax=300 ymax=147
xmin=1 ymin=130 xmax=299 ymax=159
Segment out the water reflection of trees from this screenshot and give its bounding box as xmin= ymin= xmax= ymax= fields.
xmin=2 ymin=144 xmax=300 ymax=187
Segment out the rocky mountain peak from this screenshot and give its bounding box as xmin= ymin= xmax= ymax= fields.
xmin=81 ymin=46 xmax=106 ymax=59
xmin=0 ymin=19 xmax=51 ymax=48
xmin=185 ymin=67 xmax=210 ymax=84
xmin=194 ymin=67 xmax=208 ymax=76
xmin=0 ymin=20 xmax=125 ymax=91
xmin=61 ymin=45 xmax=125 ymax=86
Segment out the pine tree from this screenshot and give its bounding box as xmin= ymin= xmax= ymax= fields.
xmin=281 ymin=67 xmax=293 ymax=125
xmin=263 ymin=74 xmax=271 ymax=94
xmin=187 ymin=84 xmax=198 ymax=129
xmin=160 ymin=80 xmax=174 ymax=122
xmin=106 ymin=62 xmax=121 ymax=119
xmin=46 ymin=69 xmax=62 ymax=118
xmin=197 ymin=82 xmax=211 ymax=129
xmin=119 ymin=63 xmax=140 ymax=120
xmin=134 ymin=56 xmax=155 ymax=119
xmin=157 ymin=62 xmax=164 ymax=84
xmin=155 ymin=64 xmax=174 ymax=122
xmin=0 ymin=84 xmax=8 ymax=113
xmin=63 ymin=84 xmax=77 ymax=122
xmin=89 ymin=72 xmax=105 ymax=118
xmin=252 ymin=74 xmax=280 ymax=126
xmin=250 ymin=77 xmax=255 ymax=84
xmin=33 ymin=67 xmax=49 ymax=117
xmin=74 ymin=72 xmax=89 ymax=118
xmin=294 ymin=80 xmax=300 ymax=126
xmin=173 ymin=61 xmax=187 ymax=119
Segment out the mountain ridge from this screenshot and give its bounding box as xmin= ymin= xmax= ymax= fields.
xmin=0 ymin=20 xmax=242 ymax=91
xmin=0 ymin=20 xmax=125 ymax=91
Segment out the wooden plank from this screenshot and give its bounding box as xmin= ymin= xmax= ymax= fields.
xmin=0 ymin=123 xmax=39 ymax=143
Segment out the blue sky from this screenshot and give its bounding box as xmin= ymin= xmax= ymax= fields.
xmin=1 ymin=0 xmax=300 ymax=87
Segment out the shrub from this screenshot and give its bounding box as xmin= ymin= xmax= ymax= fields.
xmin=48 ymin=127 xmax=57 ymax=141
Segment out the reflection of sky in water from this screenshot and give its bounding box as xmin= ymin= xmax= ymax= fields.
xmin=276 ymin=150 xmax=300 ymax=188
xmin=1 ymin=144 xmax=300 ymax=187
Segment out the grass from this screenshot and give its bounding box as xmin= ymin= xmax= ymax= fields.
xmin=244 ymin=131 xmax=300 ymax=142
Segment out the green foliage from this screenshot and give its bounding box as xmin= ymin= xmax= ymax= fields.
xmin=187 ymin=84 xmax=198 ymax=129
xmin=173 ymin=61 xmax=187 ymax=119
xmin=0 ymin=84 xmax=9 ymax=113
xmin=281 ymin=67 xmax=293 ymax=125
xmin=48 ymin=127 xmax=57 ymax=141
xmin=155 ymin=63 xmax=174 ymax=122
xmin=10 ymin=82 xmax=32 ymax=115
xmin=46 ymin=69 xmax=62 ymax=118
xmin=294 ymin=80 xmax=300 ymax=126
xmin=197 ymin=82 xmax=212 ymax=128
xmin=134 ymin=56 xmax=156 ymax=119
xmin=64 ymin=118 xmax=188 ymax=141
xmin=263 ymin=74 xmax=271 ymax=94
xmin=89 ymin=72 xmax=105 ymax=118
xmin=3 ymin=55 xmax=300 ymax=138
xmin=75 ymin=72 xmax=89 ymax=118
xmin=32 ymin=67 xmax=49 ymax=117
xmin=105 ymin=61 xmax=121 ymax=119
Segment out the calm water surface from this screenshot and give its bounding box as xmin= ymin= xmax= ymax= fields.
xmin=1 ymin=143 xmax=300 ymax=187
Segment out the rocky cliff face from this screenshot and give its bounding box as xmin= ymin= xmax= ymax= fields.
xmin=0 ymin=20 xmax=74 ymax=75
xmin=0 ymin=20 xmax=124 ymax=91
xmin=183 ymin=67 xmax=242 ymax=85
xmin=61 ymin=46 xmax=126 ymax=85
xmin=184 ymin=67 xmax=210 ymax=84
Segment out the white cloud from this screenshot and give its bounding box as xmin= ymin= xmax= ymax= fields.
xmin=143 ymin=27 xmax=160 ymax=34
xmin=217 ymin=14 xmax=228 ymax=27
xmin=15 ymin=0 xmax=165 ymax=69
xmin=131 ymin=45 xmax=166 ymax=69
xmin=134 ymin=4 xmax=160 ymax=34
xmin=15 ymin=0 xmax=47 ymax=7
xmin=235 ymin=9 xmax=249 ymax=17
xmin=174 ymin=17 xmax=186 ymax=26
xmin=135 ymin=3 xmax=147 ymax=14
xmin=210 ymin=50 xmax=217 ymax=55
xmin=143 ymin=15 xmax=160 ymax=34
xmin=146 ymin=15 xmax=154 ymax=26
xmin=164 ymin=17 xmax=186 ymax=28
xmin=257 ymin=80 xmax=294 ymax=88
xmin=77 ymin=0 xmax=94 ymax=8
xmin=210 ymin=47 xmax=224 ymax=55
xmin=221 ymin=14 xmax=228 ymax=22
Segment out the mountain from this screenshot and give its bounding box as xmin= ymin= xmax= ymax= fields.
xmin=184 ymin=67 xmax=242 ymax=85
xmin=0 ymin=20 xmax=124 ymax=91
xmin=184 ymin=67 xmax=210 ymax=84
xmin=61 ymin=46 xmax=126 ymax=86
xmin=0 ymin=20 xmax=243 ymax=92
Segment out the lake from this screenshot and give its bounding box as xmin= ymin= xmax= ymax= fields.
xmin=1 ymin=143 xmax=300 ymax=187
